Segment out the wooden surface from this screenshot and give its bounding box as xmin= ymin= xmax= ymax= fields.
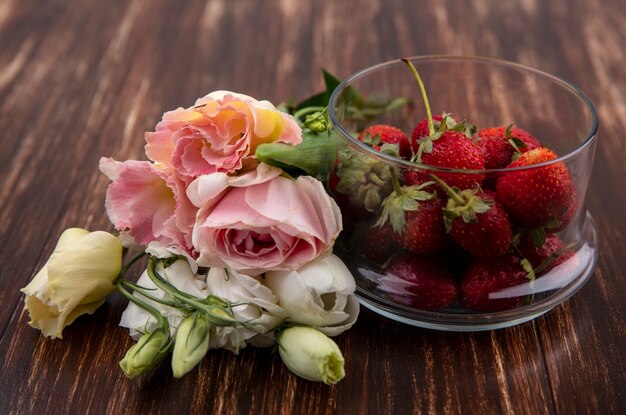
xmin=1 ymin=0 xmax=625 ymax=414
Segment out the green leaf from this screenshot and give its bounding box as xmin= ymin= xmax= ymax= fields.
xmin=504 ymin=124 xmax=514 ymax=139
xmin=295 ymin=69 xmax=344 ymax=111
xmin=521 ymin=258 xmax=536 ymax=285
xmin=460 ymin=209 xmax=477 ymax=223
xmin=530 ymin=228 xmax=546 ymax=247
xmin=443 ymin=208 xmax=460 ymax=219
xmin=511 ymin=137 xmax=527 ymax=149
xmin=379 ymin=143 xmax=400 ymax=157
xmin=255 ymin=132 xmax=340 ymax=178
xmin=323 ymin=69 xmax=342 ymax=94
xmin=295 ymin=91 xmax=331 ymax=111
xmin=545 ymin=218 xmax=562 ymax=229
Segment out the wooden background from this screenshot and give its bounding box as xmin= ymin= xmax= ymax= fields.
xmin=1 ymin=0 xmax=625 ymax=413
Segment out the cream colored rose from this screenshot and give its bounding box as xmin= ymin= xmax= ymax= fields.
xmin=21 ymin=228 xmax=123 ymax=339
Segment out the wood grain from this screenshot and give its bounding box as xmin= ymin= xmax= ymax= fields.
xmin=1 ymin=0 xmax=625 ymax=414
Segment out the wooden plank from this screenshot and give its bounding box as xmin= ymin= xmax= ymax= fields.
xmin=0 ymin=0 xmax=625 ymax=414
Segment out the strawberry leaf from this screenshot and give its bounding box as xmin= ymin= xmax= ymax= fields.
xmin=545 ymin=218 xmax=562 ymax=229
xmin=530 ymin=228 xmax=546 ymax=247
xmin=521 ymin=258 xmax=536 ymax=287
xmin=442 ymin=212 xmax=454 ymax=233
xmin=376 ymin=185 xmax=435 ymax=233
xmin=505 ymin=123 xmax=514 ymax=139
xmin=361 ymin=132 xmax=382 ymax=147
xmin=379 ymin=143 xmax=400 ymax=157
xmin=377 ymin=193 xmax=409 ymax=233
xmin=511 ymin=137 xmax=527 ymax=149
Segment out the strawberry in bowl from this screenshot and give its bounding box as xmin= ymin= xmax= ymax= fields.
xmin=327 ymin=56 xmax=599 ymax=330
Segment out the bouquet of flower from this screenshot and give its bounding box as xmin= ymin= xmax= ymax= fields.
xmin=19 ymin=72 xmax=373 ymax=385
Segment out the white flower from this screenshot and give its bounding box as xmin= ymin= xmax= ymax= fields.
xmin=21 ymin=228 xmax=123 ymax=339
xmin=145 ymin=241 xmax=198 ymax=273
xmin=265 ymin=254 xmax=359 ymax=336
xmin=119 ymin=259 xmax=208 ymax=340
xmin=278 ymin=326 xmax=345 ymax=384
xmin=204 ymin=267 xmax=284 ymax=352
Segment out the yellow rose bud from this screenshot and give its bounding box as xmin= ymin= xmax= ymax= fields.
xmin=120 ymin=329 xmax=170 ymax=379
xmin=278 ymin=326 xmax=345 ymax=385
xmin=171 ymin=313 xmax=211 ymax=378
xmin=21 ymin=228 xmax=123 ymax=339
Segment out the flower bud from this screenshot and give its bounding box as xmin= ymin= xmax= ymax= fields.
xmin=120 ymin=328 xmax=170 ymax=379
xmin=303 ymin=111 xmax=330 ymax=133
xmin=278 ymin=326 xmax=345 ymax=385
xmin=21 ymin=228 xmax=123 ymax=339
xmin=171 ymin=313 xmax=211 ymax=378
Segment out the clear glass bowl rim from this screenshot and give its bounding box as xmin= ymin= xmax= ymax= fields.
xmin=328 ymin=55 xmax=599 ymax=174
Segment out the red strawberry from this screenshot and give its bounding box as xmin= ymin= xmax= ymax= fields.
xmin=461 ymin=254 xmax=530 ymax=312
xmin=330 ymin=146 xmax=396 ymax=219
xmin=519 ymin=233 xmax=575 ymax=273
xmin=401 ymin=60 xmax=484 ymax=190
xmin=496 ymin=147 xmax=575 ymax=229
xmin=411 ymin=115 xmax=444 ymax=148
xmin=433 ymin=180 xmax=512 ymax=257
xmin=548 ymin=189 xmax=577 ymax=233
xmin=397 ymin=197 xmax=447 ymax=255
xmin=381 ymin=254 xmax=458 ymax=310
xmin=362 ymin=222 xmax=399 ymax=264
xmin=376 ymin=171 xmax=446 ymax=255
xmin=328 ymin=171 xmax=370 ymax=220
xmin=415 ymin=131 xmax=486 ymax=190
xmin=411 ymin=114 xmax=476 ymax=153
xmin=477 ymin=126 xmax=541 ymax=170
xmin=358 ymin=124 xmax=411 ymax=159
xmin=477 ymin=135 xmax=515 ymax=170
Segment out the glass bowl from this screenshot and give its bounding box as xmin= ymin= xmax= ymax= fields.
xmin=327 ymin=56 xmax=599 ymax=331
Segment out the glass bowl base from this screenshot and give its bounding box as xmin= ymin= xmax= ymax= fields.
xmin=351 ymin=212 xmax=598 ymax=331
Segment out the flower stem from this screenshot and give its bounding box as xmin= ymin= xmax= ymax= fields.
xmin=115 ymin=251 xmax=147 ymax=283
xmin=116 ymin=280 xmax=168 ymax=332
xmin=146 ymin=258 xmax=242 ymax=327
xmin=293 ymin=106 xmax=326 ymax=122
xmin=120 ymin=279 xmax=192 ymax=310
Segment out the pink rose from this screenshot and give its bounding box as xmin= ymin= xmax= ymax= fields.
xmin=145 ymin=91 xmax=302 ymax=178
xmin=187 ymin=164 xmax=342 ymax=275
xmin=99 ymin=158 xmax=197 ymax=253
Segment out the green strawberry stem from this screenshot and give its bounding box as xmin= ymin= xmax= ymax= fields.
xmin=390 ymin=168 xmax=402 ymax=195
xmin=401 ymin=58 xmax=434 ymax=136
xmin=533 ymin=242 xmax=577 ymax=275
xmin=428 ymin=173 xmax=465 ymax=205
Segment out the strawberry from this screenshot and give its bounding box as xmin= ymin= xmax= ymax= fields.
xmin=362 ymin=222 xmax=399 ymax=264
xmin=411 ymin=115 xmax=444 ymax=146
xmin=431 ymin=175 xmax=512 ymax=257
xmin=330 ymin=148 xmax=395 ymax=218
xmin=411 ymin=114 xmax=476 ymax=152
xmin=376 ymin=171 xmax=446 ymax=255
xmin=519 ymin=233 xmax=575 ymax=273
xmin=380 ymin=254 xmax=458 ymax=310
xmin=401 ymin=60 xmax=484 ymax=190
xmin=358 ymin=124 xmax=411 ymax=159
xmin=461 ymin=254 xmax=530 ymax=312
xmin=477 ymin=126 xmax=541 ymax=169
xmin=496 ymin=147 xmax=575 ymax=229
xmin=328 ymin=171 xmax=370 ymax=221
xmin=397 ymin=197 xmax=447 ymax=255
xmin=411 ymin=130 xmax=486 ymax=190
